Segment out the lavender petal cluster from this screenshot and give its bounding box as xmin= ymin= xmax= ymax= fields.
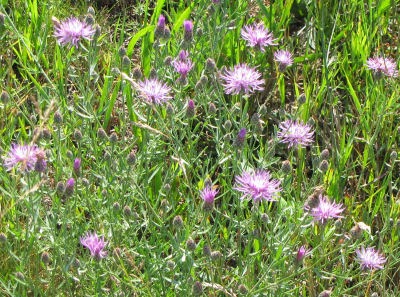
xmin=220 ymin=64 xmax=264 ymax=95
xmin=53 ymin=17 xmax=95 ymax=48
xmin=241 ymin=23 xmax=276 ymax=52
xmin=4 ymin=143 xmax=46 ymax=173
xmin=277 ymin=120 xmax=314 ymax=148
xmin=366 ymin=56 xmax=398 ymax=78
xmin=80 ymin=232 xmax=108 ymax=259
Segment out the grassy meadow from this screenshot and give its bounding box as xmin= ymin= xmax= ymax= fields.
xmin=0 ymin=0 xmax=399 ymax=296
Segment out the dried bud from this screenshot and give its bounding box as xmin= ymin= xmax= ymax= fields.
xmin=85 ymin=14 xmax=95 ymax=25
xmin=238 ymin=284 xmax=248 ymax=295
xmin=186 ymin=238 xmax=196 ymax=251
xmin=223 ymin=120 xmax=232 ymax=131
xmin=132 ymin=66 xmax=142 ymax=80
xmin=118 ymin=46 xmax=126 ymax=57
xmin=56 ymin=181 xmax=65 ymax=195
xmin=390 ymin=150 xmax=397 ymax=162
xmin=203 ymin=244 xmax=211 ymax=257
xmin=281 ymin=160 xmax=292 ymax=174
xmin=123 ymin=205 xmax=132 ymax=217
xmin=208 ymin=102 xmax=217 ymax=114
xmin=320 ymin=149 xmax=330 ymax=161
xmin=211 ymin=250 xmax=222 ymax=261
xmin=97 ymin=128 xmax=108 ymax=141
xmin=110 ymin=132 xmax=118 ymax=143
xmin=318 ymin=289 xmax=332 ymax=297
xmin=205 ymin=58 xmax=217 ymax=72
xmin=127 ymin=150 xmax=136 ymax=165
xmin=41 ymin=252 xmax=51 ymax=264
xmin=53 ymin=111 xmax=63 ymax=125
xmin=113 ymin=202 xmax=120 ymax=211
xmin=172 ymin=215 xmax=184 ymax=229
xmin=1 ymin=90 xmax=9 ymax=104
xmin=192 ymin=281 xmax=203 ymax=296
xmin=87 ymin=6 xmax=95 ymax=16
xmin=0 ymin=232 xmax=7 ymax=243
xmin=122 ymin=55 xmax=130 ymax=67
xmin=73 ymin=129 xmax=82 ymax=141
xmin=297 ymin=93 xmax=306 ymax=105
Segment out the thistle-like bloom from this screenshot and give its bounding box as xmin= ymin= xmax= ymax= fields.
xmin=4 ymin=143 xmax=45 ymax=172
xmin=200 ymin=185 xmax=218 ymax=204
xmin=366 ymin=56 xmax=398 ymax=78
xmin=241 ymin=23 xmax=276 ymax=52
xmin=274 ymin=50 xmax=294 ymax=71
xmin=277 ymin=120 xmax=314 ymax=148
xmin=296 ymin=245 xmax=310 ymax=263
xmin=53 ymin=17 xmax=95 ymax=48
xmin=220 ymin=64 xmax=264 ymax=95
xmin=234 ymin=169 xmax=281 ymax=202
xmin=172 ymin=58 xmax=194 ymax=79
xmin=80 ymin=232 xmax=108 ymax=259
xmin=308 ymin=195 xmax=344 ymax=224
xmin=135 ymin=78 xmax=172 ymax=104
xmin=233 ymin=128 xmax=247 ymax=148
xmin=356 ymin=247 xmax=386 ymax=270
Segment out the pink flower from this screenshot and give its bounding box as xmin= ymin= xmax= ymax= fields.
xmin=234 ymin=169 xmax=281 ymax=202
xmin=200 ymin=185 xmax=218 ymax=204
xmin=53 ymin=17 xmax=95 ymax=48
xmin=220 ymin=64 xmax=264 ymax=95
xmin=241 ymin=23 xmax=276 ymax=52
xmin=366 ymin=56 xmax=398 ymax=78
xmin=135 ymin=78 xmax=172 ymax=104
xmin=277 ymin=120 xmax=314 ymax=148
xmin=356 ymin=247 xmax=386 ymax=270
xmin=307 ymin=195 xmax=344 ymax=224
xmin=4 ymin=143 xmax=46 ymax=172
xmin=274 ymin=50 xmax=294 ymax=71
xmin=80 ymin=232 xmax=108 ymax=259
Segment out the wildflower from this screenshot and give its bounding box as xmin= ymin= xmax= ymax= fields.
xmin=274 ymin=50 xmax=293 ymax=71
xmin=53 ymin=17 xmax=95 ymax=48
xmin=4 ymin=143 xmax=45 ymax=172
xmin=172 ymin=54 xmax=194 ymax=80
xmin=200 ymin=184 xmax=218 ymax=205
xmin=277 ymin=120 xmax=314 ymax=148
xmin=220 ymin=64 xmax=264 ymax=95
xmin=355 ymin=247 xmax=386 ymax=270
xmin=73 ymin=158 xmax=81 ymax=173
xmin=308 ymin=195 xmax=344 ymax=224
xmin=183 ymin=20 xmax=193 ymax=41
xmin=80 ymin=232 xmax=108 ymax=259
xmin=241 ymin=23 xmax=276 ymax=52
xmin=233 ymin=128 xmax=247 ymax=148
xmin=155 ymin=14 xmax=170 ymax=39
xmin=366 ymin=56 xmax=398 ymax=78
xmin=64 ymin=178 xmax=75 ymax=197
xmin=234 ymin=169 xmax=281 ymax=202
xmin=135 ymin=78 xmax=172 ymax=105
xmin=296 ymin=245 xmax=310 ymax=263
xmin=186 ymin=99 xmax=196 ymax=118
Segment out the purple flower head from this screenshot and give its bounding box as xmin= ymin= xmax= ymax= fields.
xmin=234 ymin=169 xmax=281 ymax=202
xmin=80 ymin=232 xmax=108 ymax=259
xmin=73 ymin=158 xmax=81 ymax=171
xmin=296 ymin=245 xmax=310 ymax=263
xmin=186 ymin=99 xmax=196 ymax=117
xmin=241 ymin=23 xmax=276 ymax=52
xmin=4 ymin=143 xmax=45 ymax=172
xmin=234 ymin=128 xmax=247 ymax=148
xmin=135 ymin=78 xmax=172 ymax=105
xmin=274 ymin=50 xmax=294 ymax=71
xmin=157 ymin=15 xmax=166 ymax=31
xmin=277 ymin=120 xmax=314 ymax=148
xmin=178 ymin=50 xmax=190 ymax=61
xmin=53 ymin=17 xmax=95 ymax=48
xmin=183 ymin=20 xmax=193 ymax=41
xmin=366 ymin=56 xmax=398 ymax=78
xmin=308 ymin=195 xmax=344 ymax=224
xmin=173 ymin=59 xmax=194 ymax=79
xmin=34 ymin=149 xmax=47 ymax=173
xmin=200 ymin=184 xmax=218 ymax=204
xmin=183 ymin=20 xmax=193 ymax=33
xmin=355 ymin=247 xmax=386 ymax=271
xmin=65 ymin=178 xmax=75 ymax=197
xmin=220 ymin=64 xmax=264 ymax=95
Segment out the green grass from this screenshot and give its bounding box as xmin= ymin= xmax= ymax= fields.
xmin=0 ymin=0 xmax=399 ymax=296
